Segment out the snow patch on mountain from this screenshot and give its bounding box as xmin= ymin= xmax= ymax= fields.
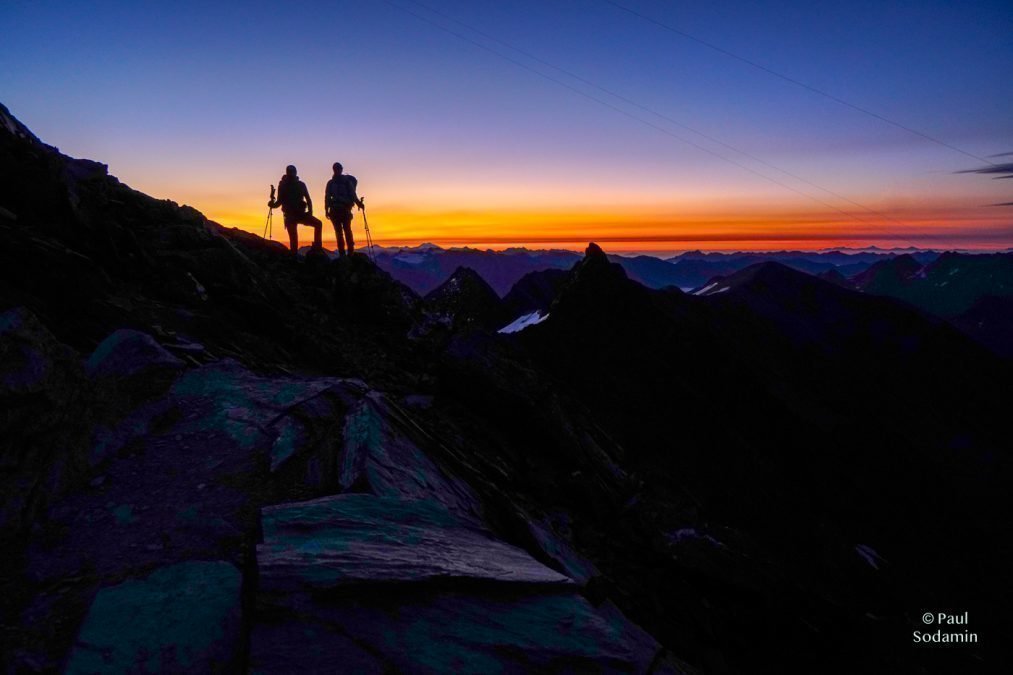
xmin=693 ymin=283 xmax=718 ymax=296
xmin=855 ymin=544 xmax=886 ymax=570
xmin=693 ymin=282 xmax=730 ymax=296
xmin=499 ymin=311 xmax=549 ymax=334
xmin=667 ymin=528 xmax=726 ymax=548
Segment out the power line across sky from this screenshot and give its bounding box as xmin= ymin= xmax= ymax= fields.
xmin=604 ymin=0 xmax=999 ymax=167
xmin=386 ymin=0 xmax=944 ymax=241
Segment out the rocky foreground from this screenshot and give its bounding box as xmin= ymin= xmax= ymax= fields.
xmin=2 ymin=102 xmax=1011 ymax=673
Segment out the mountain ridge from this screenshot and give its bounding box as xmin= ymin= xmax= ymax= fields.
xmin=2 ymin=101 xmax=1011 ymax=673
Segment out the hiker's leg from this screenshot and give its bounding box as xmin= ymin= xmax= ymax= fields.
xmin=343 ymin=211 xmax=355 ymax=255
xmin=330 ymin=217 xmax=345 ymax=255
xmin=308 ymin=215 xmax=323 ymax=249
xmin=285 ymin=221 xmax=298 ymax=254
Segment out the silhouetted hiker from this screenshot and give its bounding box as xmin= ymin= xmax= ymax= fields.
xmin=324 ymin=162 xmax=363 ymax=257
xmin=269 ymin=165 xmax=322 ymax=254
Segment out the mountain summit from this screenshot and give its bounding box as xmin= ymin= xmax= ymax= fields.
xmin=2 ymin=102 xmax=1011 ymax=673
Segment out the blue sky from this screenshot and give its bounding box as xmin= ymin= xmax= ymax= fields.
xmin=2 ymin=0 xmax=1011 ymax=249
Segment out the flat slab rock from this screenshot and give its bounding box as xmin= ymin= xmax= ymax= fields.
xmin=253 ymin=495 xmax=676 ymax=673
xmin=257 ymin=493 xmax=571 ymax=591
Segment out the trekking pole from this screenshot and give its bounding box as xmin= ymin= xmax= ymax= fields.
xmin=360 ymin=197 xmax=376 ymax=264
xmin=263 ymin=184 xmax=275 ymax=240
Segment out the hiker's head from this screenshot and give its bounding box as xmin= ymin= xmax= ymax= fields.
xmin=285 ymin=165 xmax=297 ymax=178
xmin=332 ymin=162 xmax=344 ymax=175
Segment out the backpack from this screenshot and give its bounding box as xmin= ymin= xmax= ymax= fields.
xmin=277 ymin=177 xmax=307 ymax=214
xmin=327 ymin=174 xmax=358 ymax=208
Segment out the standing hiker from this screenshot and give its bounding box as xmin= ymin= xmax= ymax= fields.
xmin=269 ymin=165 xmax=322 ymax=254
xmin=324 ymin=162 xmax=363 ymax=257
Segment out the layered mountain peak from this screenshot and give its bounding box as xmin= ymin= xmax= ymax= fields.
xmin=851 ymin=253 xmax=922 ymax=290
xmin=423 ymin=266 xmax=507 ymax=329
xmin=502 ymin=269 xmax=568 ymax=316
xmin=426 ymin=266 xmax=500 ymax=301
xmin=693 ymin=260 xmax=816 ymax=297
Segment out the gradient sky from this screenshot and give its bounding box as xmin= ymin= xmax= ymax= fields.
xmin=2 ymin=0 xmax=1011 ymax=251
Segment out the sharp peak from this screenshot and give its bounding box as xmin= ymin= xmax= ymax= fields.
xmin=584 ymin=242 xmax=607 ymax=260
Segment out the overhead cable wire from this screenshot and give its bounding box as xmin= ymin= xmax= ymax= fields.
xmin=404 ymin=0 xmax=916 ymax=231
xmin=604 ymin=0 xmax=998 ymax=167
xmin=382 ymin=0 xmax=891 ymax=230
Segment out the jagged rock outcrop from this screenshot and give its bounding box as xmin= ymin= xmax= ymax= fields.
xmin=511 ymin=247 xmax=1012 ymax=672
xmin=3 ymin=313 xmax=668 ymax=672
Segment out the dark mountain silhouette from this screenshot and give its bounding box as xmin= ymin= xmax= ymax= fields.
xmin=951 ymin=295 xmax=1013 ymax=359
xmin=665 ymin=249 xmax=938 ymax=290
xmin=818 ymin=266 xmax=852 ymax=287
xmin=2 ymin=101 xmax=1011 ymax=673
xmin=606 ymin=253 xmax=690 ymax=288
xmin=850 ymin=253 xmax=923 ymax=292
xmin=514 ymin=248 xmax=1011 ymax=672
xmin=853 ymin=251 xmax=1013 ymax=317
xmin=848 ymin=251 xmax=1013 ymax=357
xmin=502 ymin=268 xmax=568 ymax=316
xmin=422 ymin=265 xmax=508 ymax=331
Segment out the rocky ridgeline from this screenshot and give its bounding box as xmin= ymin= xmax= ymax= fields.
xmin=1 ymin=311 xmax=684 ymax=672
xmin=3 ymin=101 xmax=1011 ymax=673
xmin=0 ymin=101 xmax=691 ymax=672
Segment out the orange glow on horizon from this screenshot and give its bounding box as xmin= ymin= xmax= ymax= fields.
xmin=205 ymin=201 xmax=1013 ymax=253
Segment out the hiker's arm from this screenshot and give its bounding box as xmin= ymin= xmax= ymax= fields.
xmin=303 ymin=184 xmax=314 ymax=215
xmin=352 ymin=180 xmax=364 ymax=209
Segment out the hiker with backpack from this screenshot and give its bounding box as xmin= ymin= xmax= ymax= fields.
xmin=324 ymin=162 xmax=364 ymax=257
xmin=269 ymin=165 xmax=322 ymax=254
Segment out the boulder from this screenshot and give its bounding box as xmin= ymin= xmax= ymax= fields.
xmin=0 ymin=306 xmax=80 ymax=396
xmin=340 ymin=394 xmax=484 ymax=520
xmin=65 ymin=561 xmax=243 ymax=674
xmin=84 ymin=329 xmax=185 ymax=382
xmin=0 ymin=307 xmax=89 ymax=537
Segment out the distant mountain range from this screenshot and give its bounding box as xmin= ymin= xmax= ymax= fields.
xmin=365 ymin=243 xmax=1013 ymax=360
xmin=369 ymin=243 xmax=948 ymax=296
